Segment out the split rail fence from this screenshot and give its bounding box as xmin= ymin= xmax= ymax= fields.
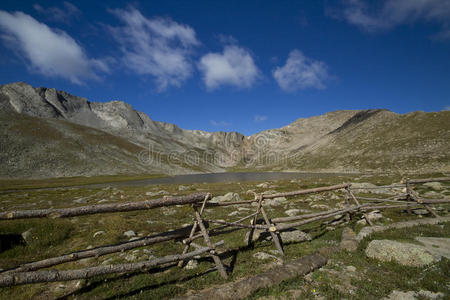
xmin=0 ymin=177 xmax=449 ymax=287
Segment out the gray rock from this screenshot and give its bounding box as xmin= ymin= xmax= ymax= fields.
xmin=184 ymin=259 xmax=198 ymax=270
xmin=284 ymin=209 xmax=300 ymax=216
xmin=253 ymin=252 xmax=278 ymax=261
xmin=123 ymin=230 xmax=136 ymax=238
xmin=365 ymin=240 xmax=437 ymax=266
xmin=423 ymin=182 xmax=444 ymax=191
xmin=145 ymin=190 xmax=169 ymax=197
xmin=280 ymin=230 xmax=311 ymax=243
xmin=178 ymin=185 xmax=190 ymax=191
xmin=346 ymin=265 xmax=356 ymax=272
xmin=412 ymin=209 xmax=429 ymax=215
xmin=383 ymin=290 xmax=444 ymax=300
xmin=367 ymin=210 xmax=383 ymax=221
xmin=211 ymin=192 xmax=242 ymax=203
xmin=93 ymin=231 xmax=105 ymax=237
xmin=21 ymin=228 xmax=33 ymax=242
xmin=414 ymin=237 xmax=450 ymax=259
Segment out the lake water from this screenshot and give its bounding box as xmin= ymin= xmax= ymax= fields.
xmin=85 ymin=172 xmax=356 ymax=189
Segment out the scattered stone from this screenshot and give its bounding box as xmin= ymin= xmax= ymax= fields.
xmin=367 ymin=210 xmax=383 ymax=221
xmin=145 ymin=190 xmax=169 ymax=197
xmin=244 ymin=229 xmax=267 ymax=243
xmin=93 ymin=231 xmax=105 ymax=238
xmin=263 ymin=197 xmax=287 ymax=207
xmin=357 ymin=219 xmax=367 ymax=225
xmin=261 ymin=190 xmax=277 ymax=195
xmin=228 ymin=211 xmax=240 ymax=217
xmin=365 ymin=240 xmax=437 ymax=267
xmin=346 ymin=265 xmax=356 ymax=272
xmin=123 ymin=230 xmax=136 ymax=238
xmin=21 ymin=228 xmax=33 ymax=242
xmin=211 ymin=192 xmax=242 ymax=203
xmin=73 ymin=198 xmax=88 ymax=204
xmin=310 ymin=204 xmax=330 ymax=210
xmin=238 ymin=207 xmax=250 ymax=211
xmin=383 ymin=290 xmax=444 ymax=300
xmin=97 ymin=199 xmax=109 ymax=203
xmin=412 ymin=209 xmax=429 ymax=215
xmin=423 ymin=182 xmax=444 ymax=191
xmin=256 ymin=182 xmax=270 ymax=188
xmin=184 ymin=259 xmax=198 ymax=270
xmin=280 ymin=230 xmax=311 ymax=243
xmin=285 ymin=209 xmax=300 ymax=216
xmin=178 ymin=185 xmax=190 ymax=191
xmin=340 ymin=227 xmax=358 ymax=252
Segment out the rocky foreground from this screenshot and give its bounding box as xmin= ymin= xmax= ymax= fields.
xmin=1 ymin=82 xmax=449 ymax=178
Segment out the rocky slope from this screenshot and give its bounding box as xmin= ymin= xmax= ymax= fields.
xmin=0 ymin=82 xmax=449 ymax=178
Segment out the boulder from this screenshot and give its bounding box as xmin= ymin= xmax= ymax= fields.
xmin=211 ymin=192 xmax=242 ymax=203
xmin=184 ymin=259 xmax=198 ymax=270
xmin=123 ymin=230 xmax=136 ymax=238
xmin=365 ymin=240 xmax=437 ymax=267
xmin=284 ymin=209 xmax=300 ymax=217
xmin=280 ymin=230 xmax=311 ymax=243
xmin=423 ymin=182 xmax=444 ymax=191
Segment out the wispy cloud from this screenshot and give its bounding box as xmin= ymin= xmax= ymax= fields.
xmin=443 ymin=105 xmax=450 ymax=111
xmin=254 ymin=115 xmax=268 ymax=122
xmin=332 ymin=0 xmax=450 ymax=38
xmin=33 ymin=1 xmax=81 ymax=24
xmin=198 ymin=45 xmax=260 ymax=90
xmin=0 ymin=10 xmax=108 ymax=84
xmin=210 ymin=120 xmax=231 ymax=127
xmin=273 ymin=49 xmax=329 ymax=92
xmin=109 ymin=7 xmax=199 ymax=91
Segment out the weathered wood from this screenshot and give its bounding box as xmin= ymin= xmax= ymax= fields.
xmin=347 ymin=188 xmax=373 ymax=226
xmin=0 ymin=242 xmax=223 ymax=287
xmin=262 ymin=183 xmax=350 ymax=199
xmin=408 ymin=177 xmax=450 ymax=184
xmin=414 ymin=198 xmax=450 ymax=204
xmin=203 ymin=200 xmax=256 ymax=207
xmin=204 ymin=219 xmax=269 ymax=230
xmin=275 ymin=204 xmax=369 ymax=231
xmin=247 ymin=194 xmax=264 ymax=246
xmin=193 ymin=209 xmax=228 ymax=279
xmin=0 ymin=193 xmax=210 ymax=220
xmin=422 ymin=204 xmax=440 ymax=218
xmin=3 ymin=226 xmax=193 ymax=274
xmin=356 ymin=197 xmax=408 ymax=203
xmin=178 ymin=194 xmax=209 ymax=267
xmin=260 ymin=207 xmax=284 ymax=255
xmin=272 ymin=208 xmax=350 ymax=223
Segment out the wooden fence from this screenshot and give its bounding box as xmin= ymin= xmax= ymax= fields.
xmin=0 ymin=177 xmax=449 ymax=287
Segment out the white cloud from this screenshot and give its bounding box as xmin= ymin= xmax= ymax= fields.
xmin=33 ymin=1 xmax=81 ymax=23
xmin=198 ymin=45 xmax=260 ymax=90
xmin=0 ymin=10 xmax=107 ymax=84
xmin=210 ymin=120 xmax=231 ymax=127
xmin=338 ymin=0 xmax=450 ymax=37
xmin=273 ymin=49 xmax=329 ymax=92
xmin=254 ymin=115 xmax=268 ymax=122
xmin=443 ymin=105 xmax=450 ymax=111
xmin=109 ymin=7 xmax=199 ymax=91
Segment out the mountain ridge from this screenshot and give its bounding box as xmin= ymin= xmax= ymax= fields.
xmin=1 ymin=82 xmax=449 ymax=178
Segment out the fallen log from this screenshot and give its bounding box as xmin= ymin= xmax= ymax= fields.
xmin=2 ymin=226 xmax=193 ymax=274
xmin=408 ymin=177 xmax=450 ymax=184
xmin=0 ymin=193 xmax=209 ymax=220
xmin=172 ymin=252 xmax=327 ymax=300
xmin=272 ymin=208 xmax=350 ymax=223
xmin=262 ymin=183 xmax=350 ymax=199
xmin=0 ymin=241 xmax=224 ymax=287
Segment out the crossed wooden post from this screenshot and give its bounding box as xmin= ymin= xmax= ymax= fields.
xmin=247 ymin=193 xmax=284 ymax=255
xmin=177 ymin=193 xmax=228 ymax=279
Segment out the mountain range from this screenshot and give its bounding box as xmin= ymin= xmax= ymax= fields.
xmin=0 ymin=82 xmax=449 ymax=178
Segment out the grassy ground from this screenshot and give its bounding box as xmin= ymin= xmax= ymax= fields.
xmin=0 ymin=173 xmax=448 ymax=299
xmin=0 ymin=174 xmax=165 ymax=191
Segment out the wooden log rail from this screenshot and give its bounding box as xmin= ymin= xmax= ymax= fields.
xmin=0 ymin=241 xmax=224 ymax=287
xmin=262 ymin=183 xmax=350 ymax=199
xmin=1 ymin=226 xmax=194 ymax=274
xmin=0 ymin=193 xmax=209 ymax=220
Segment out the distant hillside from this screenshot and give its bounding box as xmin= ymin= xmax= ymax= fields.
xmin=0 ymin=82 xmax=449 ymax=178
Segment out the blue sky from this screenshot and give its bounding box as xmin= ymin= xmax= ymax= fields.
xmin=0 ymin=0 xmax=449 ymax=135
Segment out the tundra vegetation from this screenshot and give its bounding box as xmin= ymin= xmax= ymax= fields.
xmin=0 ymin=173 xmax=448 ymax=299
